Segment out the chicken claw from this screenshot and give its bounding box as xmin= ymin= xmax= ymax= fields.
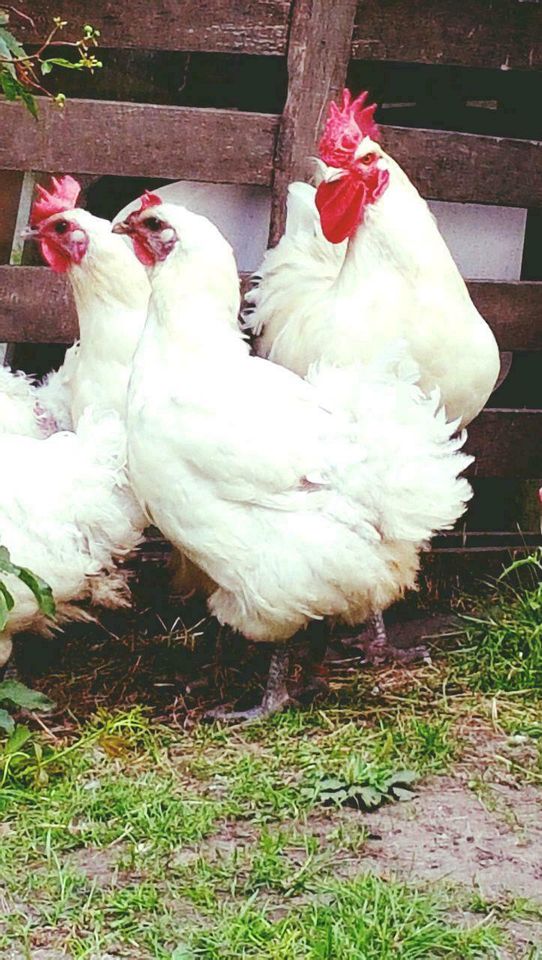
xmin=205 ymin=647 xmax=292 ymax=723
xmin=360 ymin=612 xmax=432 ymax=666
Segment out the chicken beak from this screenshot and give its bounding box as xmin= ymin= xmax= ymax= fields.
xmin=20 ymin=225 xmax=39 ymax=240
xmin=112 ymin=220 xmax=131 ymax=235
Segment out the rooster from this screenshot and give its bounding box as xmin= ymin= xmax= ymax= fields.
xmin=0 ymin=409 xmax=144 ymax=672
xmin=115 ymin=195 xmax=472 ymax=720
xmin=245 ymin=90 xmax=500 ymax=662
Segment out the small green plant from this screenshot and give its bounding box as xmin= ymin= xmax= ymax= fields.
xmin=0 ymin=7 xmax=101 ymax=117
xmin=0 ymin=544 xmax=55 ymax=631
xmin=0 ymin=679 xmax=54 ymax=734
xmin=305 ymin=756 xmax=418 ymax=810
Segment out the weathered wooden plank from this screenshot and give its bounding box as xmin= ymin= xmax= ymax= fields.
xmin=17 ymin=1 xmax=291 ymax=55
xmin=466 ymin=410 xmax=542 ymax=479
xmin=1 ymin=98 xmax=539 ymax=206
xmin=0 ymin=268 xmax=76 ymax=343
xmin=18 ymin=0 xmax=541 ymax=69
xmin=269 ymin=0 xmax=358 ymax=244
xmin=0 ymin=99 xmax=279 ymax=185
xmin=353 ymin=0 xmax=542 ymax=71
xmin=469 ymin=282 xmax=542 ymax=352
xmin=1 ymin=270 xmax=541 ymax=352
xmin=380 ymin=126 xmax=542 ymax=208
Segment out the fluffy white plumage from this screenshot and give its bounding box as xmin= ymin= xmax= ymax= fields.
xmin=0 ymin=365 xmax=44 ymax=438
xmin=125 ymin=203 xmax=472 ymax=646
xmin=0 ymin=409 xmax=144 ymax=668
xmin=246 ymin=153 xmax=500 ymax=428
xmin=0 ymin=208 xmax=153 ymax=666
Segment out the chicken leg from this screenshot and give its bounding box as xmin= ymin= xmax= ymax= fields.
xmin=361 ymin=612 xmax=431 ymax=665
xmin=206 ymin=645 xmax=292 ymax=722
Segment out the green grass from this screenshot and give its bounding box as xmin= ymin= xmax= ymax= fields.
xmin=185 ymin=875 xmax=501 ymax=959
xmin=1 ymin=557 xmax=542 ymax=957
xmin=450 ymin=553 xmax=542 ymax=694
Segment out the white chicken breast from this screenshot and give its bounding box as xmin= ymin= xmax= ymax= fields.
xmin=116 ymin=197 xmax=472 ymax=719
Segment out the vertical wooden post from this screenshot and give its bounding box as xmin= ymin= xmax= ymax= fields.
xmin=268 ymin=0 xmax=358 ymax=246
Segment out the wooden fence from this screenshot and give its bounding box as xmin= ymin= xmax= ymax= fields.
xmin=0 ymin=0 xmax=541 ymax=567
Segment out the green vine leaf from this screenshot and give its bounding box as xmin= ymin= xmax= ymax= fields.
xmin=0 ymin=680 xmax=55 ymax=712
xmin=0 ymin=708 xmax=14 ymax=734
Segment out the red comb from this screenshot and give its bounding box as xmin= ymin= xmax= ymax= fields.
xmin=139 ymin=191 xmax=161 ymax=211
xmin=319 ymin=90 xmax=379 ymax=169
xmin=30 ymin=175 xmax=81 ymax=226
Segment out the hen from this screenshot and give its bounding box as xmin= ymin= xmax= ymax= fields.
xmin=0 ymin=409 xmax=144 ymax=671
xmin=115 ymin=195 xmax=472 ymax=720
xmin=23 ymin=175 xmax=150 ymax=428
xmin=1 ymin=176 xmax=149 ymax=439
xmin=245 ymin=90 xmax=500 ymax=661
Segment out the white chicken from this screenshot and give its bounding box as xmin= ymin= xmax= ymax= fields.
xmin=0 ymin=409 xmax=144 ymax=671
xmin=115 ymin=195 xmax=472 ymax=720
xmin=245 ymin=89 xmax=501 ymax=661
xmin=1 ymin=176 xmax=150 ymax=439
xmin=22 ymin=175 xmax=151 ymax=428
xmin=0 ymin=177 xmax=154 ymax=673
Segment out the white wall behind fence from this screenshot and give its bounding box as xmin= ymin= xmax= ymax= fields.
xmin=115 ymin=181 xmax=527 ymax=282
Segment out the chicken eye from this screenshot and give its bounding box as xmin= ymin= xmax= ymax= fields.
xmin=54 ymin=220 xmax=69 ymax=234
xmin=144 ymin=216 xmax=162 ymax=232
xmin=360 ymin=153 xmax=377 ymax=166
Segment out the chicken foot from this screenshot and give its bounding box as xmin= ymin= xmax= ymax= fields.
xmin=360 ymin=612 xmax=431 ymax=666
xmin=205 ymin=645 xmax=293 ymax=723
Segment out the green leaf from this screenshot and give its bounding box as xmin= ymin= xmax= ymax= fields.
xmin=20 ymin=89 xmax=38 ymax=119
xmin=0 ymin=708 xmax=14 ymax=734
xmin=42 ymin=56 xmax=84 ymax=72
xmin=0 ymin=35 xmax=15 ymax=76
xmin=389 ymin=769 xmax=418 ymax=786
xmin=3 ymin=723 xmax=33 ymax=754
xmin=390 ymin=785 xmax=417 ymax=802
xmin=16 ymin=567 xmax=55 ymax=617
xmin=0 ymin=67 xmax=21 ymax=101
xmin=0 ymin=680 xmax=55 ymax=712
xmin=40 ymin=60 xmax=53 ymax=75
xmin=0 ymin=581 xmax=14 ymax=612
xmin=358 ymin=785 xmax=383 ymax=809
xmin=319 ymin=777 xmax=347 ymax=792
xmin=0 ymin=549 xmax=55 ymax=617
xmin=0 ymin=582 xmax=13 ymax=631
xmin=0 ymin=546 xmax=16 ymax=574
xmin=0 ymin=25 xmax=26 ymax=59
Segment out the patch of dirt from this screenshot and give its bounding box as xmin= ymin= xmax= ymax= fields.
xmin=65 ymin=845 xmax=131 ymax=888
xmin=500 ymin=917 xmax=542 ymax=959
xmin=330 ymin=775 xmax=542 ymax=902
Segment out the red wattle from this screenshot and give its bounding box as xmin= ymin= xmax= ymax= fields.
xmin=39 ymin=239 xmax=71 ymax=274
xmin=132 ymin=235 xmax=156 ymax=267
xmin=315 ymin=174 xmax=368 ymax=244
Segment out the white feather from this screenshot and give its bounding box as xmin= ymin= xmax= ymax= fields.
xmin=0 ymin=409 xmax=145 ymax=666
